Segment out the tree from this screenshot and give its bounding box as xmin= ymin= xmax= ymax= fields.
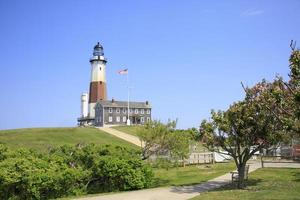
xmin=200 ymin=43 xmax=300 ymax=188
xmin=200 ymin=87 xmax=285 ymax=188
xmin=243 ymin=42 xmax=300 ymax=138
xmin=138 ymin=120 xmax=190 ymax=166
xmin=278 ymin=42 xmax=300 ymax=136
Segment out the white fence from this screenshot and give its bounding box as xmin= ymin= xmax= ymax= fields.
xmin=185 ymin=152 xmax=214 ymax=165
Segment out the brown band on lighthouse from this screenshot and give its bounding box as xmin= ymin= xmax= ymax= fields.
xmin=89 ymin=81 xmax=107 ymax=103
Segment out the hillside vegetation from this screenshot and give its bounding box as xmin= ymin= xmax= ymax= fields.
xmin=0 ymin=127 xmax=138 ymax=151
xmin=0 ymin=144 xmax=152 ymax=199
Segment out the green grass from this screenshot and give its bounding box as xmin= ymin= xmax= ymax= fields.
xmin=152 ymin=162 xmax=236 ymax=187
xmin=112 ymin=125 xmax=141 ymax=137
xmin=0 ymin=127 xmax=138 ymax=151
xmin=191 ymin=168 xmax=300 ymax=200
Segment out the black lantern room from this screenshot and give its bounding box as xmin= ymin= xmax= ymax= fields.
xmin=93 ymin=42 xmax=104 ymax=56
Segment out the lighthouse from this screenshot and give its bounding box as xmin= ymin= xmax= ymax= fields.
xmin=78 ymin=42 xmax=152 ymax=127
xmin=88 ymin=42 xmax=107 ymax=118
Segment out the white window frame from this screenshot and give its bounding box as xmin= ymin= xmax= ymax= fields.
xmin=123 ymin=116 xmax=127 ymax=122
xmin=123 ymin=108 xmax=126 ymax=114
xmin=135 ymin=109 xmax=138 ymax=114
xmin=116 ymin=108 xmax=120 ymax=113
xmin=130 ymin=109 xmax=133 ymax=113
xmin=108 ymin=116 xmax=113 ymax=122
xmin=141 ymin=117 xmax=144 ymax=123
xmin=147 ymin=117 xmax=151 ymax=122
xmin=109 ymin=108 xmax=113 ymax=113
xmin=116 ymin=116 xmax=120 ymax=122
xmin=141 ymin=109 xmax=144 ymax=114
xmin=147 ymin=109 xmax=151 ymax=114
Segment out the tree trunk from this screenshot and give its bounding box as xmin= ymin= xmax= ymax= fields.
xmin=237 ymin=162 xmax=246 ymax=189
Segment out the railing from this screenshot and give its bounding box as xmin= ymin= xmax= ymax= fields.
xmin=185 ymin=152 xmax=214 ymax=165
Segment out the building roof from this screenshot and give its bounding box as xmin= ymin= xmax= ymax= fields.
xmin=96 ymin=100 xmax=151 ymax=108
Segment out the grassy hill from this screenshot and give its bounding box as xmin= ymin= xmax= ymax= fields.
xmin=0 ymin=127 xmax=138 ymax=151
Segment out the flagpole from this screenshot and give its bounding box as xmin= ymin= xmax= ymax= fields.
xmin=126 ymin=70 xmax=131 ymax=126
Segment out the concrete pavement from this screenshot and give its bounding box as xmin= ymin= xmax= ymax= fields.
xmin=98 ymin=127 xmax=144 ymax=147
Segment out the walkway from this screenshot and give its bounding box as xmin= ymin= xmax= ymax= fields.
xmin=75 ymin=162 xmax=262 ymax=200
xmin=98 ymin=127 xmax=144 ymax=147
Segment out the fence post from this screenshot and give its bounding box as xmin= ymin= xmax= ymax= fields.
xmin=261 ymin=155 xmax=264 ymax=168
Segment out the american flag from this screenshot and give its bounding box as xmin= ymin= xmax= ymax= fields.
xmin=118 ymin=69 xmax=128 ymax=75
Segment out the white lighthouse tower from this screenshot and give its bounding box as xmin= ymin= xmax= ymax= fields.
xmin=88 ymin=42 xmax=107 ymax=118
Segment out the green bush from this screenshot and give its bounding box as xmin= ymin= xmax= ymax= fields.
xmin=0 ymin=144 xmax=153 ymax=199
xmin=0 ymin=148 xmax=89 ymax=199
xmin=50 ymin=144 xmax=152 ymax=193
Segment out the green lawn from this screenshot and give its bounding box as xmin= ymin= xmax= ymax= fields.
xmin=152 ymin=162 xmax=236 ymax=187
xmin=0 ymin=127 xmax=138 ymax=151
xmin=191 ymin=168 xmax=300 ymax=200
xmin=112 ymin=125 xmax=141 ymax=137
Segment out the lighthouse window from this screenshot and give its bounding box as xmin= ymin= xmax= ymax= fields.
xmin=116 ymin=108 xmax=120 ymax=113
xmin=109 ymin=108 xmax=113 ymax=113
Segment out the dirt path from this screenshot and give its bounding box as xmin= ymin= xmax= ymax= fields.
xmin=98 ymin=127 xmax=144 ymax=147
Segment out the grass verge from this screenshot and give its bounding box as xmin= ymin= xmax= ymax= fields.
xmin=152 ymin=162 xmax=236 ymax=187
xmin=191 ymin=168 xmax=300 ymax=200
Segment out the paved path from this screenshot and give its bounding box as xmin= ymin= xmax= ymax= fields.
xmin=75 ymin=162 xmax=262 ymax=200
xmin=98 ymin=127 xmax=144 ymax=147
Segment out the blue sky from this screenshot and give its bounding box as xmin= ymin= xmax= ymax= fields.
xmin=0 ymin=0 xmax=299 ymax=130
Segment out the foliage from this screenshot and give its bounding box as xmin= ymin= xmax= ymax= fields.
xmin=243 ymin=44 xmax=300 ymax=138
xmin=0 ymin=144 xmax=153 ymax=200
xmin=200 ymin=84 xmax=285 ymax=188
xmin=277 ymin=44 xmax=300 ymax=136
xmin=199 ymin=44 xmax=300 ymax=188
xmin=137 ymin=120 xmax=190 ymax=164
xmin=50 ymin=144 xmax=152 ymax=193
xmin=0 ymin=147 xmax=89 ymax=200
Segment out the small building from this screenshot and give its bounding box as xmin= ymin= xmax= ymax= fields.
xmin=94 ymin=99 xmax=152 ymax=127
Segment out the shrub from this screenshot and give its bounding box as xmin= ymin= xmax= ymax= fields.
xmin=0 ymin=144 xmax=153 ymax=199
